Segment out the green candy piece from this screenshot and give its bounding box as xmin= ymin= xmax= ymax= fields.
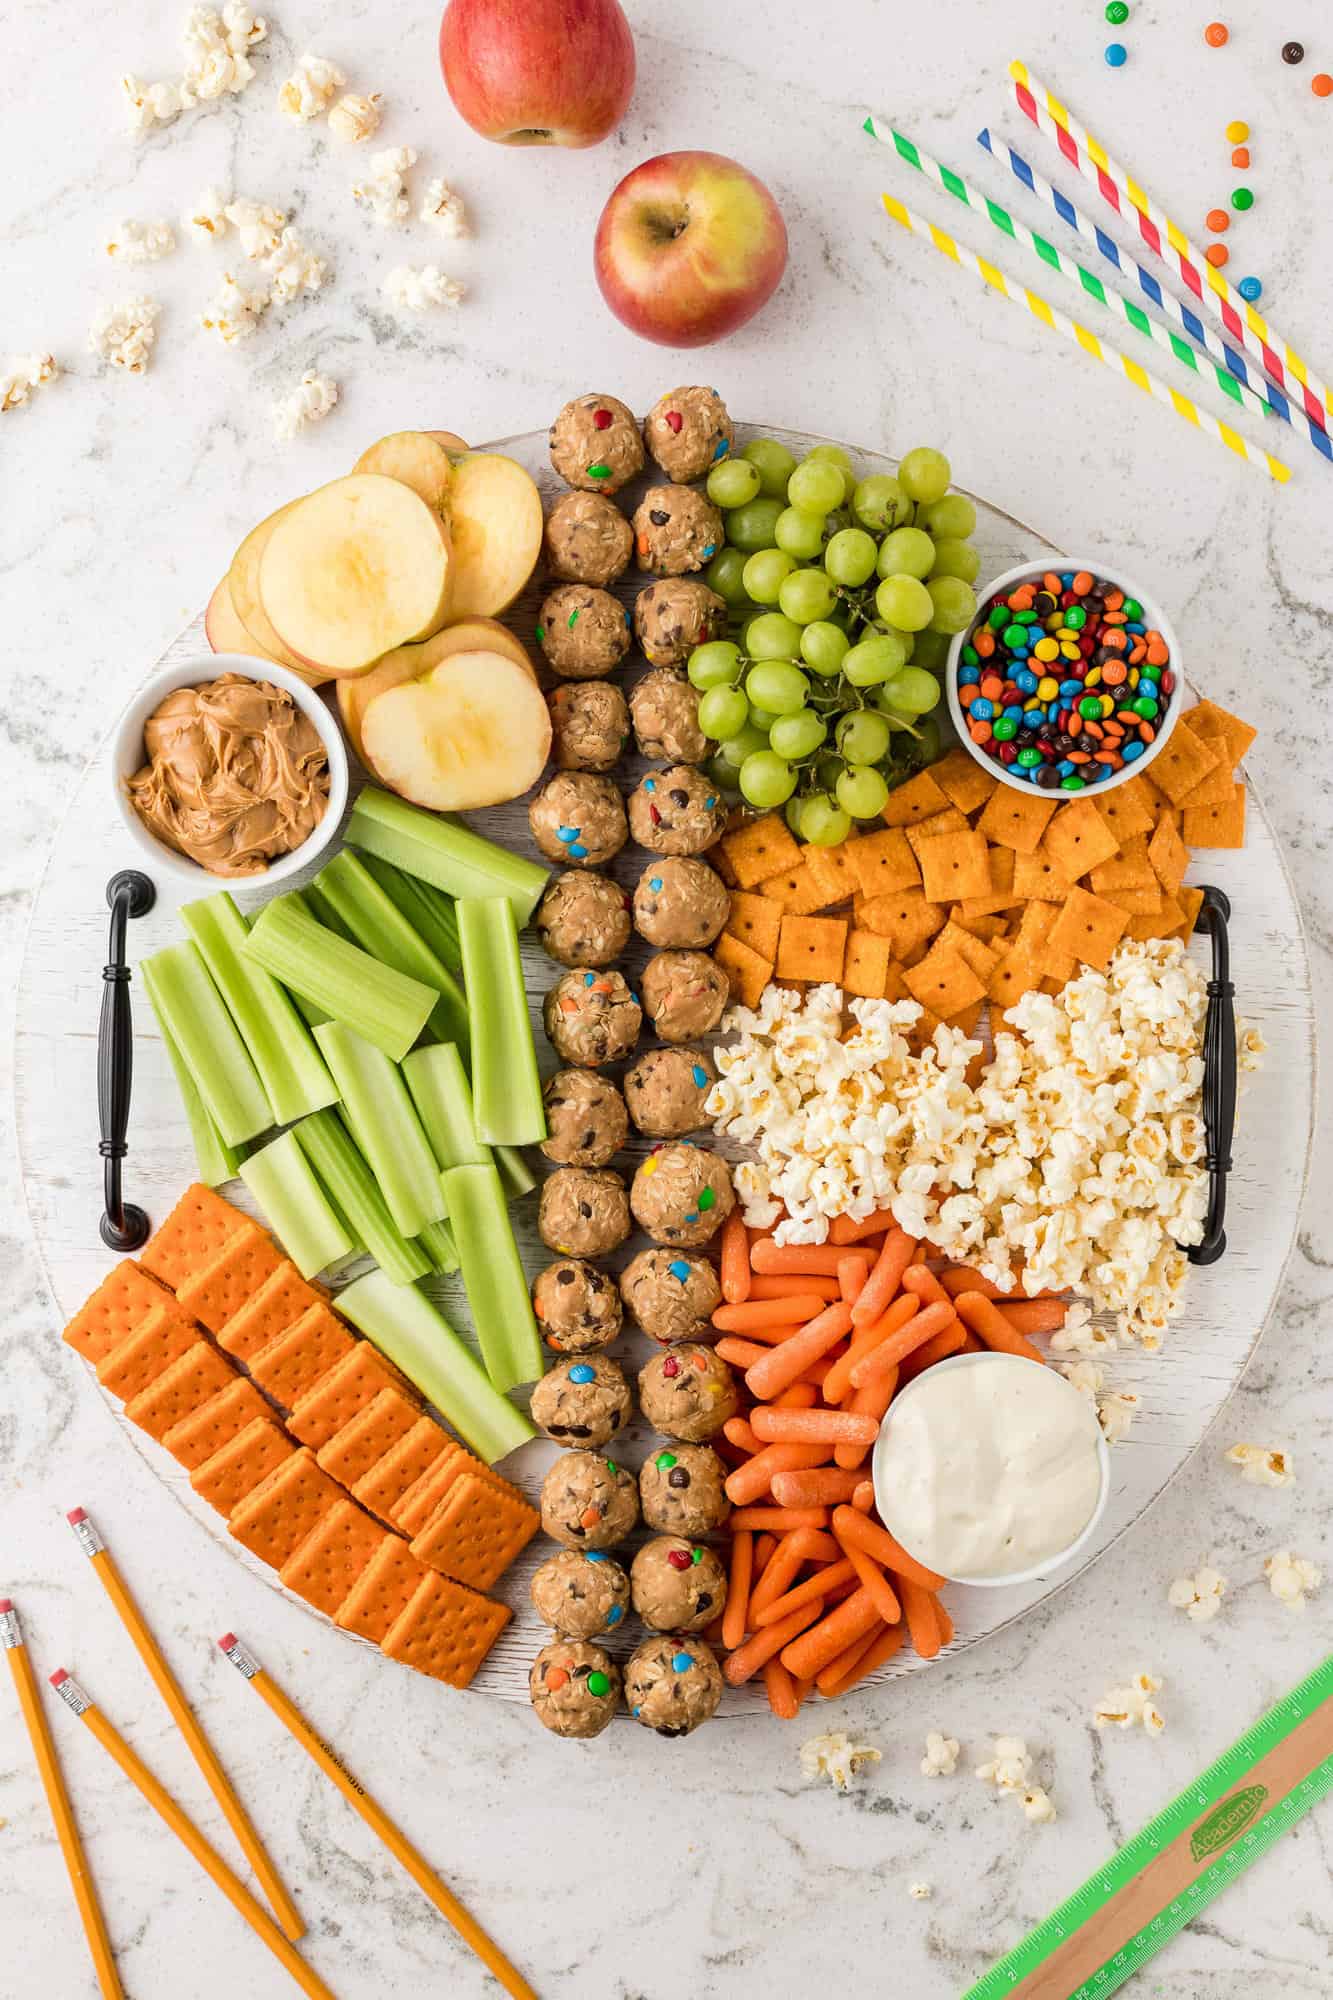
xmin=1231 ymin=187 xmax=1254 ymax=211
xmin=1141 ymin=661 xmax=1163 ymax=681
xmin=1060 ymin=774 xmax=1086 ymax=790
xmin=1014 ymin=609 xmax=1038 ymax=625
xmin=1106 ymin=0 xmax=1129 ymax=20
xmin=1132 ymin=696 xmax=1159 ymax=719
xmin=1122 ymin=597 xmax=1142 ymax=619
xmin=1002 ymin=623 xmax=1027 ymax=648
xmin=992 ymin=717 xmax=1018 ymax=741
xmin=605 ymin=1459 xmax=619 ymax=1475
xmin=697 ymin=1186 xmax=715 ymax=1211
xmin=690 ymin=1547 xmax=704 ymax=1564
xmin=988 ymin=606 xmax=1009 ymax=631
xmin=587 ymin=462 xmax=612 ymax=479
xmin=1079 ymin=695 xmax=1103 ymax=719
xmin=1016 ymin=747 xmax=1042 ymax=768
xmin=962 ymin=644 xmax=979 ymax=665
xmin=535 ymin=625 xmax=546 ymax=643
xmin=655 ymin=1450 xmax=677 ymax=1470
xmin=1064 ymin=607 xmax=1087 ymax=630
xmin=586 ymin=1671 xmax=611 ymax=1697
xmin=567 ymin=609 xmax=580 ymax=628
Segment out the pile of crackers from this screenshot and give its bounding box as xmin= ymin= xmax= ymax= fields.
xmin=708 ymin=697 xmax=1254 ymax=1036
xmin=63 ymin=1185 xmax=538 ymax=1689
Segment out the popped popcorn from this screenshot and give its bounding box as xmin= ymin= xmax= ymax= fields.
xmin=120 ymin=75 xmax=185 ymax=135
xmin=120 ymin=8 xmax=265 ymax=136
xmin=921 ymin=1731 xmax=960 ymax=1777
xmin=1239 ymin=1025 xmax=1266 ymax=1073
xmin=327 ymin=91 xmax=382 ymax=143
xmin=975 ymin=1737 xmax=1056 ymax=1823
xmin=1 ymin=353 xmax=59 ymax=413
xmin=89 ymin=296 xmax=161 ymax=374
xmin=198 ymin=271 xmax=269 ymax=343
xmin=382 ymin=265 xmax=465 ymax=313
xmin=264 ymin=226 xmax=328 ymax=302
xmin=1048 ymin=1304 xmax=1119 ymax=1361
xmin=1021 ymin=1788 xmax=1058 ymax=1825
xmin=1264 ymin=1551 xmax=1321 ymax=1610
xmin=420 ymin=176 xmax=468 ymax=235
xmin=1097 ymin=1388 xmax=1141 ymax=1445
xmin=223 ymin=197 xmax=287 ymax=261
xmin=1226 ymin=1444 xmax=1293 ymax=1489
xmin=1167 ymin=1566 xmax=1228 ymax=1623
xmin=908 ymin=1882 xmax=933 ymax=1901
xmin=103 ymin=218 xmax=176 ymax=264
xmin=272 ymin=369 xmax=338 ymax=440
xmin=278 ymin=52 xmax=345 ymax=121
xmin=1093 ymin=1671 xmax=1165 ymax=1735
xmin=798 ymin=1732 xmax=882 ymax=1793
xmin=184 ymin=186 xmax=231 ymax=242
xmin=354 ymin=146 xmax=418 ymax=226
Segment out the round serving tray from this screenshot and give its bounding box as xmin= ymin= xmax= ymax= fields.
xmin=15 ymin=426 xmax=1316 ymax=1715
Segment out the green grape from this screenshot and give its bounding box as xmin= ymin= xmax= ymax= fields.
xmin=926 ymin=575 xmax=977 ymax=634
xmin=843 ymin=631 xmax=909 ymax=686
xmin=778 ymin=566 xmax=837 ymax=625
xmin=876 ymin=526 xmax=936 ymax=580
xmin=716 ymin=723 xmax=772 ymax=768
xmin=814 ymin=753 xmax=846 ymax=793
xmin=741 ymin=437 xmax=798 ymax=497
xmin=704 ymin=546 xmax=753 ymax=610
xmin=707 ymin=457 xmax=762 ymax=509
xmin=725 ymin=497 xmax=785 ymax=552
xmin=908 ymin=628 xmax=951 ymax=671
xmin=875 ymin=574 xmax=934 ymax=632
xmin=742 ymin=548 xmax=797 ymax=603
xmin=787 ymin=459 xmax=845 ymax=515
xmin=836 ymin=764 xmax=890 ymax=819
xmin=805 ymin=443 xmax=855 ymax=478
xmin=746 ymin=612 xmax=804 ymax=661
xmin=798 ymin=793 xmax=853 ymax=847
xmin=697 ymin=684 xmax=750 ymax=740
xmin=769 ymin=708 xmax=827 ymax=759
xmin=911 ymin=715 xmax=941 ymax=763
xmin=746 ymin=703 xmax=774 ymax=733
xmin=784 ymin=797 xmax=805 ymax=833
xmin=928 ymin=538 xmax=981 ymax=584
xmin=851 ymin=473 xmax=911 ymax=532
xmin=745 ymin=660 xmax=809 ymax=715
xmin=836 ymin=710 xmax=892 ymax=765
xmin=823 ymin=526 xmax=878 ymax=588
xmin=706 ymin=755 xmax=739 ymax=792
xmin=687 ymin=640 xmax=744 ymax=690
xmin=882 ymin=666 xmax=942 ymax=716
xmin=739 ymin=750 xmax=797 ymax=809
xmin=920 ymin=493 xmax=976 ymax=540
xmin=774 ymin=507 xmax=828 ymax=560
xmin=800 ymin=620 xmax=851 ymax=677
xmin=898 ymin=446 xmax=952 ymax=504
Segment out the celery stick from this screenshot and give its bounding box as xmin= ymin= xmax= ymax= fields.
xmin=291 ymin=1110 xmax=430 ymax=1285
xmin=239 ymin=1130 xmax=358 ymax=1277
xmin=313 ymin=852 xmax=469 ymax=1056
xmin=441 ymin=1162 xmax=542 ymax=1392
xmin=414 ymin=1218 xmax=460 ymax=1275
xmin=245 ymin=893 xmax=435 ymax=1062
xmin=359 ymin=852 xmax=462 ymax=971
xmin=141 ymin=962 xmax=244 ymax=1185
xmin=402 ymin=1043 xmax=489 ymax=1169
xmin=348 ymin=787 xmax=548 ymax=927
xmin=139 ymin=941 xmax=273 ymax=1146
xmin=336 ymin=1270 xmax=533 ymax=1464
xmin=279 ymin=893 xmax=331 ymax=1028
xmin=180 ymin=892 xmax=337 ymax=1125
xmin=457 ymin=898 xmax=545 ymax=1146
xmin=296 ymin=882 xmax=357 ymax=947
xmin=495 ymin=1145 xmax=536 ymax=1201
xmin=312 ymin=1022 xmax=447 ymax=1239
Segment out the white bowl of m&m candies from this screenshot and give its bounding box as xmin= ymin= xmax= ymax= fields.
xmin=945 ymin=558 xmax=1182 ymax=798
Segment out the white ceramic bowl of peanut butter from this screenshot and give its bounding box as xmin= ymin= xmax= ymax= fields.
xmin=872 ymin=1350 xmax=1110 ymax=1588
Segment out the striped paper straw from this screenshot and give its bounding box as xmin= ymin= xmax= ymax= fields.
xmin=866 ymin=116 xmax=1283 ymax=439
xmin=1010 ymin=57 xmax=1333 ymax=434
xmin=977 ymin=127 xmax=1332 ymax=467
xmin=878 ymin=191 xmax=1290 ymax=483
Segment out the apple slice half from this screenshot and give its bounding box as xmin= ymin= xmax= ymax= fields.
xmin=260 ymin=474 xmax=452 ymax=677
xmin=205 ymin=575 xmax=280 ymax=664
xmin=359 ymin=648 xmax=552 ymax=810
xmin=448 ymin=453 xmax=544 ymax=617
xmin=426 ymin=429 xmax=469 ymax=453
xmin=227 ymin=503 xmax=332 ymax=684
xmin=353 ymin=431 xmax=453 ymax=521
xmin=338 ymin=616 xmax=536 ymax=765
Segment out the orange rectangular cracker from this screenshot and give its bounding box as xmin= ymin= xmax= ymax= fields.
xmin=882 ymin=961 xmax=911 ymax=1004
xmin=124 ymin=1340 xmax=237 ymax=1442
xmin=1126 ymin=889 xmax=1186 ymax=941
xmin=316 ymin=1387 xmax=422 ymax=1489
xmin=723 ymin=890 xmax=783 ymax=964
xmin=1089 ymin=834 xmax=1155 ymax=894
xmin=775 ymin=914 xmax=848 ymax=985
xmin=1188 ymin=698 xmax=1256 ymax=771
xmin=176 ymin=1225 xmax=284 ymax=1336
xmin=1183 ymin=784 xmax=1246 ymax=849
xmin=1012 ymin=844 xmax=1077 ymax=902
xmin=1042 ymin=795 xmax=1122 ymax=880
xmin=1147 ymin=812 xmax=1190 ymax=895
xmin=856 ymin=887 xmax=946 ymax=957
xmin=759 ymin=860 xmax=833 ymax=915
xmin=931 ymin=745 xmax=996 ymax=817
xmin=801 ymin=841 xmax=860 ymax=908
xmin=944 ymin=998 xmax=986 ymax=1039
xmin=192 ymin=1417 xmax=296 ymax=1518
xmin=96 ymin=1303 xmax=200 ymax=1403
xmin=1096 ymin=884 xmax=1163 ymax=917
xmin=140 ymin=1183 xmax=251 ymax=1290
xmin=720 ymin=811 xmax=802 ymax=889
xmin=352 ymin=1418 xmax=450 ymax=1525
xmin=846 ymin=827 xmax=920 ymax=898
xmin=841 ymin=929 xmax=892 ymax=1000
xmin=287 ymin=1341 xmax=416 ymax=1450
xmin=712 ymin=932 xmax=772 ymax=1011
xmin=279 ymin=1499 xmax=389 ymax=1617
xmin=335 ymin=1535 xmax=430 ymax=1642
xmin=408 ymin=1472 xmax=539 ymax=1592
xmin=63 ymin=1262 xmax=177 ymax=1365
xmin=1145 ymin=720 xmax=1221 ymax=806
xmin=934 ymin=920 xmax=1001 ymax=981
xmin=217 ymin=1261 xmax=325 ymax=1363
xmin=380 ymin=1571 xmax=511 ymax=1690
xmin=957 ymin=844 xmax=1022 ymax=920
xmin=1175 ymin=885 xmax=1206 ymax=936
xmin=918 ymin=828 xmax=992 ymax=904
xmin=903 ymin=946 xmax=986 ymax=1019
xmin=229 ymin=1447 xmax=342 ymax=1568
xmin=1093 ymin=775 xmax=1156 ymax=844
xmin=392 ymin=1443 xmax=468 ymax=1538
xmin=248 ymin=1303 xmax=356 ymax=1410
xmin=975 ymin=787 xmax=1059 ymax=856
xmin=162 ymin=1376 xmax=272 ymax=1471
xmin=881 ymin=768 xmax=950 ymax=828
xmin=987 ymin=946 xmax=1045 ymax=1013
xmin=1044 ymin=885 xmax=1130 ymax=973
xmin=905 ymin=807 xmax=972 ymax=861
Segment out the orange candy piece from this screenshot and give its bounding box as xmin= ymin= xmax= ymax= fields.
xmin=1231 ymin=146 xmax=1250 ymax=167
xmin=1314 ymin=73 xmax=1333 ymax=97
xmin=1206 ymin=208 xmax=1230 ymax=233
xmin=1204 ymin=21 xmax=1228 ymax=46
xmin=1206 ymin=244 xmax=1230 ymax=267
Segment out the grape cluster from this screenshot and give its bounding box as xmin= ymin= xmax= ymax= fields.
xmin=686 ymin=441 xmax=979 ymax=844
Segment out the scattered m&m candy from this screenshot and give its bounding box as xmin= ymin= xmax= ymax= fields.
xmin=1105 ymin=41 xmax=1128 ymax=65
xmin=1282 ymin=40 xmax=1304 ymax=63
xmin=1225 ymin=118 xmax=1249 ymax=142
xmin=1238 ymin=274 xmax=1263 ymax=301
xmin=1204 ymin=20 xmax=1229 ymax=46
xmin=1313 ymin=72 xmax=1333 ymax=96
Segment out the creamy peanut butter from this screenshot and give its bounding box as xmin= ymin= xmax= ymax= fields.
xmin=126 ymin=673 xmax=329 ymax=876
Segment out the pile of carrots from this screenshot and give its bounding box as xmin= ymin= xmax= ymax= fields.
xmin=708 ymin=1208 xmax=1069 ymax=1719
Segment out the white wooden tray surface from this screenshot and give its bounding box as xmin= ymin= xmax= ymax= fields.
xmin=15 ymin=426 xmax=1315 ymax=1715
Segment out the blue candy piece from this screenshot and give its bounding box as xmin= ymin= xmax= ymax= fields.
xmin=1058 ymin=760 xmax=1075 ymax=776
xmin=969 ymin=697 xmax=995 ymax=721
xmin=568 ymin=843 xmax=588 ymax=859
xmin=624 ymin=607 xmax=632 ymax=625
xmin=568 ymin=1363 xmax=596 ymax=1383
xmin=1122 ymin=739 xmax=1145 ymax=761
xmin=650 ymin=876 xmax=663 ymax=892
xmin=632 ymin=1706 xmax=642 ymax=1718
xmin=556 ymin=825 xmax=579 ymax=842
xmin=705 ymin=795 xmax=717 ymax=808
xmin=671 ymin=1651 xmax=695 ymax=1673
xmin=606 ymin=1603 xmax=625 ymax=1625
xmin=1061 ymin=571 xmax=1074 ymax=586
xmin=1239 ymin=275 xmax=1262 ymax=302
xmin=1105 ymin=40 xmax=1127 ymax=65
xmin=584 ymin=971 xmax=596 ymax=986
xmin=1059 ymin=679 xmax=1084 ymax=698
xmin=1014 ymin=668 xmax=1038 ymax=694
xmin=958 ymin=664 xmax=981 ymax=687
xmin=644 ymin=777 xmax=656 ymax=792
xmin=713 ymin=438 xmax=730 ymax=459
xmin=702 ymin=544 xmax=717 ymax=559
xmin=1003 ymin=704 xmax=1025 ymax=723
xmin=683 ymin=1211 xmax=699 ymax=1225
xmin=584 ymin=1549 xmax=607 ymax=1563
xmin=691 ymin=1065 xmax=708 ymax=1088
xmin=668 ymin=1259 xmax=691 ymax=1282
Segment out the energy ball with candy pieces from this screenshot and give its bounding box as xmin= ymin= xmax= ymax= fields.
xmin=628 ymin=765 xmax=727 ymax=854
xmin=549 ymin=393 xmax=643 ymax=495
xmin=537 ymin=583 xmax=631 ymax=680
xmin=544 ymin=967 xmax=641 ymax=1068
xmin=533 ymin=1258 xmax=623 ymax=1354
xmin=540 ymin=1067 xmax=628 ymax=1167
xmin=629 ymin=667 xmax=708 ymax=762
xmin=548 ymin=681 xmax=629 ymax=772
xmin=632 ymin=1143 xmax=734 ymax=1248
xmin=530 ymin=1639 xmax=622 ymax=1738
xmin=643 ymin=386 xmax=734 ymax=483
xmin=529 ymin=771 xmax=627 ymax=867
xmin=633 ymin=579 xmax=727 ymax=671
xmin=543 ymin=489 xmax=634 ymax=586
xmin=639 ymin=1442 xmax=731 ymax=1535
xmin=638 ymin=1342 xmax=738 ymax=1441
xmin=640 ymin=949 xmax=729 ymax=1043
xmin=536 ymin=871 xmax=632 ymax=968
xmin=632 ymin=484 xmax=724 ymax=577
xmin=625 ymin=1635 xmax=723 ymax=1738
xmin=624 ymin=1046 xmax=716 ymax=1138
xmin=530 ymin=1354 xmax=632 ymax=1449
xmin=620 ymin=1247 xmax=721 ymax=1344
xmin=633 ymin=856 xmax=729 ymax=949
xmin=530 ymin=1549 xmax=630 ymax=1641
xmin=538 ymin=1166 xmax=631 ymax=1259
xmin=540 ymin=1450 xmax=639 ymax=1550
xmin=631 ymin=1536 xmax=728 ymax=1633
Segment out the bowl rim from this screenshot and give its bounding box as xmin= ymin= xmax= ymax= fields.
xmin=109 ymin=651 xmax=348 ymax=887
xmin=871 ymin=1348 xmax=1111 ymax=1588
xmin=944 ymin=556 xmax=1182 ymax=801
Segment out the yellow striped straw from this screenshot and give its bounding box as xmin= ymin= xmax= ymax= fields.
xmin=880 ymin=193 xmax=1290 ymax=484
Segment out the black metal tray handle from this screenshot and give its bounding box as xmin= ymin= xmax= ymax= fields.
xmin=98 ymin=869 xmax=155 ymax=1251
xmin=1187 ymin=884 xmax=1235 ymax=1266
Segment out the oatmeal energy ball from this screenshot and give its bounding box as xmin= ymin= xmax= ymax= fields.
xmin=631 ymin=1537 xmax=728 ymax=1634
xmin=625 ymin=1635 xmax=723 ymax=1737
xmin=631 ymin=1144 xmax=734 ymax=1247
xmin=543 ymin=489 xmax=633 ymax=586
xmin=633 ymin=485 xmax=724 ymax=577
xmin=530 ymin=1639 xmax=621 ymax=1738
xmin=536 ymin=871 xmax=631 ymax=969
xmin=633 ymin=858 xmax=728 ymax=949
xmin=537 ymin=583 xmax=631 ymax=680
xmin=628 ymin=766 xmax=727 ymax=855
xmin=620 ymin=1247 xmax=721 ymax=1344
xmin=530 ymin=1355 xmax=632 ymax=1450
xmin=629 ymin=667 xmax=707 ymax=764
xmin=548 ymin=680 xmax=629 ymax=772
xmin=541 ymin=1067 xmax=628 ymax=1167
xmin=643 ymin=386 xmax=734 ymax=484
xmin=633 ymin=581 xmax=726 ymax=672
xmin=544 ymin=968 xmax=641 ymax=1068
xmin=530 ymin=1549 xmax=630 ymax=1640
xmin=549 ymin=393 xmax=643 ymax=495
xmin=624 ymin=1047 xmax=715 ymax=1138
xmin=529 ymin=771 xmax=627 ymax=868
xmin=540 ymin=1449 xmax=639 ymax=1549
xmin=533 ymin=1258 xmax=623 ymax=1353
xmin=538 ymin=1166 xmax=631 ymax=1259
xmin=639 ymin=1443 xmax=731 ymax=1536
xmin=638 ymin=1342 xmax=738 ymax=1441
xmin=640 ymin=950 xmax=729 ymax=1044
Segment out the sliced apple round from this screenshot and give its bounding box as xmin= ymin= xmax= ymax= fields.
xmin=205 ymin=575 xmax=280 ymax=664
xmin=359 ymin=648 xmax=552 ymax=810
xmin=227 ymin=502 xmax=331 ymax=683
xmin=448 ymin=453 xmax=543 ymax=617
xmin=337 ymin=616 xmax=536 ymax=764
xmin=426 ymin=429 xmax=469 ymax=453
xmin=353 ymin=431 xmax=453 ymax=521
xmin=260 ymin=474 xmax=452 ymax=677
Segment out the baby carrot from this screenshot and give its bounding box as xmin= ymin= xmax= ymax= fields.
xmin=748 ymin=1274 xmax=842 ymax=1303
xmin=720 ymin=1210 xmax=751 ymax=1305
xmin=821 ymin=1621 xmax=905 ymax=1697
xmin=723 ymin=1598 xmax=826 ymax=1686
xmin=723 ymin=1416 xmax=761 ymax=1454
xmin=897 ymin=1575 xmax=943 ymax=1660
xmin=833 ymin=1368 xmax=898 ymax=1470
xmin=996 ymin=1300 xmax=1068 ymax=1336
xmin=748 ymin=1527 xmax=823 ymax=1619
xmin=837 ymin=1255 xmax=868 ymax=1305
xmin=835 ymin=1535 xmax=902 ymax=1626
xmin=728 ymin=1506 xmax=830 ymax=1533
xmin=831 ymin=1506 xmax=945 ymax=1592
xmin=850 ymin=1228 xmax=919 ymax=1327
xmin=814 ymin=1619 xmax=886 ymax=1694
xmin=939 ymin=1267 xmax=1014 ymax=1300
xmin=773 ymin=1381 xmax=819 ymax=1410
xmin=934 ymin=1600 xmax=955 ymax=1648
xmin=851 ymin=1480 xmax=875 ymax=1512
xmin=744 ymin=1301 xmax=854 ymax=1401
xmin=722 ymin=1530 xmax=753 ymax=1650
xmin=753 ymin=1559 xmax=857 ymax=1630
xmin=895 ymin=1320 xmax=968 ymax=1384
xmin=829 ymin=1207 xmax=897 ymax=1244
xmin=900 ymin=1262 xmax=953 ymax=1308
xmin=960 ymin=1331 xmax=985 ymax=1353
xmin=822 ymin=1294 xmax=918 ymax=1403
xmin=848 ymin=1300 xmax=957 ymax=1388
xmin=770 ymin=1468 xmax=865 ymax=1509
xmin=752 ymin=1532 xmax=778 ymax=1577
xmin=715 ymin=1336 xmax=772 ymax=1371
xmin=762 ymin=1657 xmax=801 ymax=1720
xmin=724 ymin=1443 xmax=828 ymax=1509
xmin=751 ymin=1407 xmax=879 ymax=1447
xmin=713 ymin=1294 xmax=826 ymax=1333
xmin=952 ymin=1291 xmax=1046 ymax=1365
xmin=750 ymin=1242 xmax=875 ymax=1278
xmin=781 ymin=1586 xmax=882 ymax=1680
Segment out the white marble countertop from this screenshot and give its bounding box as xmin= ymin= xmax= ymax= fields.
xmin=3 ymin=2 xmax=1331 ymax=1995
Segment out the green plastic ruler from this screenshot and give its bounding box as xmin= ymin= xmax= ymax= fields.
xmin=964 ymin=1654 xmax=1333 ymax=2000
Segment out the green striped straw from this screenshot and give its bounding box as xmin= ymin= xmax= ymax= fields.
xmin=864 ymin=115 xmax=1274 ymax=429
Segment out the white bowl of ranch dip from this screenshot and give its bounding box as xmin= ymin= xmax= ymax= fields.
xmin=871 ymin=1351 xmax=1110 ymax=1588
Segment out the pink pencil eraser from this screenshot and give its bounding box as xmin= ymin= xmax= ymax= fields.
xmin=66 ymin=1508 xmax=87 ymax=1526
xmin=49 ymin=1668 xmax=68 ymax=1688
xmin=0 ymin=1599 xmax=12 ymax=1615
xmin=217 ymin=1633 xmax=237 ymax=1651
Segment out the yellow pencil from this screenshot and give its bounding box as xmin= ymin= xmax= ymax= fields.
xmin=49 ymin=1670 xmax=338 ymax=2000
xmin=219 ymin=1634 xmax=538 ymax=2000
xmin=1 ymin=1602 xmax=122 ymax=2000
xmin=66 ymin=1506 xmax=304 ymax=1942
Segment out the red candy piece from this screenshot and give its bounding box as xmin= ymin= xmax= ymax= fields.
xmin=662 ymin=1355 xmax=680 ymax=1377
xmin=667 ymin=1548 xmax=692 ymax=1570
xmin=665 ymin=409 xmax=683 ymax=433
xmin=593 ymin=408 xmax=612 ymax=429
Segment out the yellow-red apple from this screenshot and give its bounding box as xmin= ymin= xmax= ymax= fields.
xmin=439 ymin=0 xmax=634 ymax=148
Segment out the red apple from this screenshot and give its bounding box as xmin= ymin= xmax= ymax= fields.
xmin=439 ymin=0 xmax=634 ymax=148
xmin=594 ymin=150 xmax=788 ymax=348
